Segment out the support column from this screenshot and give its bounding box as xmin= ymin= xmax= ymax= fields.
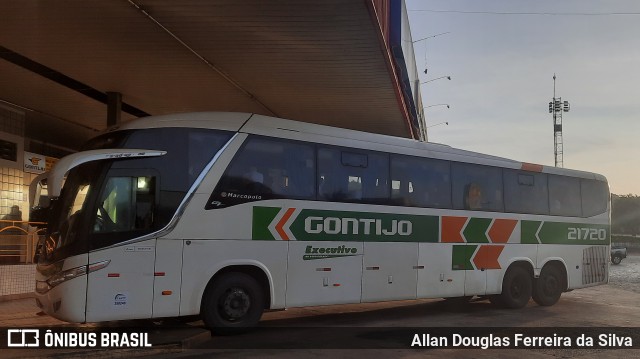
xmin=107 ymin=92 xmax=122 ymax=127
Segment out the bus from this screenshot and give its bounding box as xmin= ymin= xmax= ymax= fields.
xmin=32 ymin=112 xmax=610 ymax=334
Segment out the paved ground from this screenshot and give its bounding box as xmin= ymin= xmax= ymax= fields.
xmin=2 ymin=257 xmax=640 ymax=358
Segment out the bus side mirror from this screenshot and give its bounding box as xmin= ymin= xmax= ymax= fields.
xmin=29 ymin=206 xmax=49 ymax=229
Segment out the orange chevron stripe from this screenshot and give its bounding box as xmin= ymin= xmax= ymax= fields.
xmin=276 ymin=208 xmax=296 ymax=240
xmin=441 ymin=216 xmax=467 ymax=243
xmin=488 ymin=219 xmax=518 ymax=243
xmin=473 ymin=245 xmax=504 ymax=270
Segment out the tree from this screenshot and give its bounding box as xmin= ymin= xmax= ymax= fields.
xmin=611 ymin=194 xmax=640 ymax=235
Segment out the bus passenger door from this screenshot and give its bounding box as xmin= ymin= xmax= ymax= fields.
xmin=85 ymin=172 xmax=159 ymax=322
xmin=286 ymin=241 xmax=363 ymax=307
xmin=362 ymin=242 xmax=417 ymax=302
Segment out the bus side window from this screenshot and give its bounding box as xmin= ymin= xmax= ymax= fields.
xmin=549 ymin=175 xmax=581 ymax=217
xmin=213 ymin=136 xmax=315 ymax=204
xmin=391 ymin=154 xmax=451 ymax=209
xmin=464 ymin=183 xmax=483 ymax=210
xmin=504 ymin=170 xmax=549 ymax=215
xmin=317 ymin=147 xmax=389 ymax=204
xmin=581 ymin=179 xmax=609 ymax=217
xmin=452 ymin=162 xmax=503 ymax=212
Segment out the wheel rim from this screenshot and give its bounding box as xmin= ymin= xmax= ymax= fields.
xmin=219 ymin=287 xmax=251 ymax=321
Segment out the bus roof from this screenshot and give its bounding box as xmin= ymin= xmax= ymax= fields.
xmin=114 ymin=112 xmax=607 ymax=182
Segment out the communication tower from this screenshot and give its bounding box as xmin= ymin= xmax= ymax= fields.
xmin=548 ymin=74 xmax=570 ymax=167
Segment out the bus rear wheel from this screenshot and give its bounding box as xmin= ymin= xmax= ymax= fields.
xmin=532 ymin=265 xmax=564 ymax=306
xmin=499 ymin=266 xmax=532 ymax=309
xmin=202 ymin=272 xmax=264 ymax=335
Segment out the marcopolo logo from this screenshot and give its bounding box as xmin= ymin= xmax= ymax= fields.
xmin=303 ymin=245 xmax=359 ymax=260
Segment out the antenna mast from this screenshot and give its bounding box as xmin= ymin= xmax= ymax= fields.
xmin=548 ymin=74 xmax=570 ymax=167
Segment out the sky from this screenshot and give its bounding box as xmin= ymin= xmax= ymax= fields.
xmin=406 ymin=0 xmax=640 ymax=195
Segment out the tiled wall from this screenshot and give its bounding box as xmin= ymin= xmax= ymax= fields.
xmin=0 ymin=106 xmax=28 ymax=218
xmin=0 ymin=167 xmax=26 ymax=218
xmin=0 ymin=264 xmax=35 ymax=296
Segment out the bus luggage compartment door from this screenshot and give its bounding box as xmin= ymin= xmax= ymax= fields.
xmin=362 ymin=242 xmax=418 ymax=302
xmin=286 ymin=241 xmax=363 ymax=307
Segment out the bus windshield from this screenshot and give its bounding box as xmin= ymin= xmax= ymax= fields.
xmin=42 ymin=161 xmax=101 ymax=263
xmin=38 ymin=127 xmax=233 ymax=264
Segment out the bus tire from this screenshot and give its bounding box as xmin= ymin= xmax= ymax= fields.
xmin=532 ymin=265 xmax=564 ymax=306
xmin=201 ymin=272 xmax=264 ymax=335
xmin=499 ymin=266 xmax=532 ymax=309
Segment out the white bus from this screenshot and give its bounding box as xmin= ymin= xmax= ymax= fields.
xmin=32 ymin=112 xmax=610 ymax=334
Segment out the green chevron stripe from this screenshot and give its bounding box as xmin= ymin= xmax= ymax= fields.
xmin=521 ymin=221 xmax=542 ymax=244
xmin=463 ymin=218 xmax=492 ymax=243
xmin=452 ymin=245 xmax=477 ymax=270
xmin=252 ymin=206 xmax=280 ymax=240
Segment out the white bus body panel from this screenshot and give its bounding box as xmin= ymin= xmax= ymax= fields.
xmin=286 ymin=241 xmax=364 ymax=307
xmin=86 ymin=239 xmax=156 ymax=322
xmin=417 ymin=243 xmax=465 ymax=298
xmin=152 ymin=239 xmax=184 ymax=318
xmin=362 ymin=242 xmax=417 ymax=302
xmin=464 ymin=247 xmax=487 ymax=296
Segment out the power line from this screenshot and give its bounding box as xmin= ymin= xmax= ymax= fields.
xmin=408 ymin=9 xmax=640 ymax=16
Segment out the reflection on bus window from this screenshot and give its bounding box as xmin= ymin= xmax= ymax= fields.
xmin=216 ymin=137 xmax=315 ymax=200
xmin=452 ymin=163 xmax=503 ymax=212
xmin=504 ymin=170 xmax=549 ymax=215
xmin=549 ymin=175 xmax=581 ymax=217
xmin=581 ymin=179 xmax=609 ymax=217
xmin=318 ymin=147 xmax=388 ymax=204
xmin=390 ymin=155 xmax=451 ymax=208
xmin=94 ymin=176 xmax=155 ymax=233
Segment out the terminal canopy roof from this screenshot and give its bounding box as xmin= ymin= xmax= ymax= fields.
xmin=0 ymin=0 xmax=416 ymax=148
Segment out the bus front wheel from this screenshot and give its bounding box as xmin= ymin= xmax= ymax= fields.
xmin=499 ymin=266 xmax=532 ymax=309
xmin=202 ymin=272 xmax=264 ymax=335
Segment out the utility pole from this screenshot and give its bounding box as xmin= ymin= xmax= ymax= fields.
xmin=548 ymin=74 xmax=570 ymax=167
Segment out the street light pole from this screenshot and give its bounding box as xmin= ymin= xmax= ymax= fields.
xmin=427 ymin=121 xmax=448 ymax=128
xmin=411 ymin=31 xmax=451 ymax=44
xmin=410 ymin=32 xmax=451 ymax=74
xmin=422 ymin=105 xmax=450 ymax=140
xmin=420 ymin=76 xmax=451 ymax=85
xmin=424 ymin=104 xmax=450 ymax=109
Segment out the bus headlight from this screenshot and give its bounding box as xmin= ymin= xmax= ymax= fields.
xmin=47 ymin=266 xmax=87 ymax=289
xmin=43 ymin=260 xmax=110 ymax=291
